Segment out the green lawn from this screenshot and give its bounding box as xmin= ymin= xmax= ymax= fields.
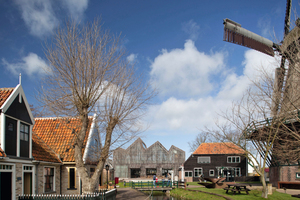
xmin=117 ymin=181 xmax=296 ymax=199
xmin=188 ymin=187 xmax=295 ymax=200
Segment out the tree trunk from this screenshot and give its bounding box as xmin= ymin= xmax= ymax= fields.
xmin=260 ymin=175 xmax=268 ymax=198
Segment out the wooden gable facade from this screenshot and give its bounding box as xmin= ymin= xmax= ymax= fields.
xmin=183 ymin=142 xmax=247 ymax=182
xmin=0 ymin=84 xmax=36 ymax=200
xmin=113 ymin=138 xmax=185 ymax=178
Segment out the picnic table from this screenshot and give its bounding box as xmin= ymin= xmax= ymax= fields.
xmin=224 ymin=183 xmax=251 ymax=195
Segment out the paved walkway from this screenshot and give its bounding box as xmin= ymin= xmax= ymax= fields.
xmin=276 ymin=188 xmax=300 ymax=195
xmin=116 ymin=188 xmax=149 ymax=200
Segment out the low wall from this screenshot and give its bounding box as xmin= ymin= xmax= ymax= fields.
xmin=234 ymin=176 xmax=260 ymax=182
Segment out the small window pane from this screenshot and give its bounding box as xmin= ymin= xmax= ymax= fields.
xmin=8 ymin=123 xmax=13 ymax=131
xmin=228 ymin=157 xmax=231 ymax=163
xmin=25 ymin=125 xmax=29 ymax=133
xmin=232 ymin=157 xmax=236 ymax=163
xmin=236 ymin=157 xmax=240 ymax=163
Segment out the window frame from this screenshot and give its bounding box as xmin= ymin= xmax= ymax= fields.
xmin=296 ymin=172 xmax=300 ymax=179
xmin=194 ymin=168 xmax=203 ymax=177
xmin=44 ymin=167 xmax=55 ymax=193
xmin=227 ymin=156 xmax=240 ymax=163
xmin=68 ymin=167 xmax=77 ymax=190
xmin=197 ymin=156 xmax=211 ymax=164
xmin=209 ymin=169 xmax=214 ymax=177
xmin=185 ymin=171 xmax=193 ymax=177
xmin=233 ymin=167 xmax=241 ymax=176
xmin=20 ymin=123 xmax=29 ymax=141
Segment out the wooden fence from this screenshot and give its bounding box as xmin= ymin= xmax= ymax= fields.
xmin=18 ymin=189 xmax=116 ymax=200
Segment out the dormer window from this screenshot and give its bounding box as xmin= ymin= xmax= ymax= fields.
xmin=20 ymin=123 xmax=29 ymax=141
xmin=20 ymin=123 xmax=30 ymax=157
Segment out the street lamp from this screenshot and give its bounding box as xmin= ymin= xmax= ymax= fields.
xmin=105 ymin=164 xmax=109 ymax=190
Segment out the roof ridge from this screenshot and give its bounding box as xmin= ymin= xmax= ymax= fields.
xmin=0 ymin=87 xmax=14 ymax=90
xmin=35 ymin=116 xmax=93 ymax=120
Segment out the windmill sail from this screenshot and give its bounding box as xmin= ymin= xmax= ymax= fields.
xmin=223 ymin=18 xmax=275 ymax=56
xmin=272 ymin=0 xmax=292 ymax=116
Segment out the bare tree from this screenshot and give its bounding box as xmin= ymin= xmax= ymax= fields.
xmin=188 ymin=132 xmax=211 ymax=153
xmin=207 ymin=86 xmax=280 ymax=198
xmin=40 ymin=19 xmax=155 ymax=193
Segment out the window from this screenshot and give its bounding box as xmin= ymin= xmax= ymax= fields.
xmin=227 ymin=156 xmax=240 ymax=163
xmin=0 ymin=165 xmax=12 ymax=170
xmin=209 ymin=169 xmax=214 ymax=177
xmin=197 ymin=157 xmax=210 ymax=164
xmin=68 ymin=168 xmax=76 ymax=189
xmin=185 ymin=171 xmax=192 ymax=177
xmin=296 ymin=172 xmax=300 ymax=179
xmin=233 ymin=168 xmax=241 ymax=176
xmin=44 ymin=167 xmax=54 ymax=192
xmin=23 ymin=166 xmax=32 ymax=171
xmin=8 ymin=123 xmax=13 ymax=131
xmin=90 ymin=167 xmax=95 ymax=178
xmin=194 ymin=168 xmax=202 ymax=177
xmin=146 ymin=168 xmax=157 ymax=176
xmin=20 ymin=123 xmax=29 ymax=141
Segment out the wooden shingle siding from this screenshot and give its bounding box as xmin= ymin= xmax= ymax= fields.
xmin=184 ymin=154 xmax=247 ymax=181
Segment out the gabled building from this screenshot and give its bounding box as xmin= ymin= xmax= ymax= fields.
xmin=0 ymin=83 xmax=111 ymax=199
xmin=0 ymin=85 xmax=35 ymax=200
xmin=33 ymin=116 xmax=103 ymax=195
xmin=113 ymin=138 xmax=185 ymax=178
xmin=183 ymin=142 xmax=247 ymax=182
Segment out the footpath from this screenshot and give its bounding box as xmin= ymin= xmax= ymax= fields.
xmin=116 ymin=188 xmax=149 ymax=200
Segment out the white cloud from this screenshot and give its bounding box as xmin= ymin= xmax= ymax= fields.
xmin=127 ymin=54 xmax=138 ymax=63
xmin=150 ymin=40 xmax=225 ymax=98
xmin=146 ymin=49 xmax=277 ymax=135
xmin=14 ymin=0 xmax=89 ymax=38
xmin=14 ymin=0 xmax=58 ymax=38
xmin=182 ymin=20 xmax=200 ymax=41
xmin=2 ymin=53 xmax=49 ymax=76
xmin=61 ymin=0 xmax=88 ymax=21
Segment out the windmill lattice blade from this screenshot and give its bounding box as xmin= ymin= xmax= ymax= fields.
xmin=223 ymin=28 xmax=274 ymax=56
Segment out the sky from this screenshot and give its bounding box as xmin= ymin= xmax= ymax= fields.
xmin=0 ymin=0 xmax=298 ymax=158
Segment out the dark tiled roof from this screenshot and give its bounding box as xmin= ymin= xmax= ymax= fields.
xmin=33 ymin=117 xmax=92 ymax=162
xmin=0 ymin=88 xmax=14 ymax=107
xmin=32 ymin=132 xmax=61 ymax=163
xmin=193 ymin=142 xmax=244 ymax=155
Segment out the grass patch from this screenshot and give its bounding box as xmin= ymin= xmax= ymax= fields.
xmin=189 ymin=187 xmax=295 ymax=200
xmin=171 ymin=188 xmax=224 ymax=200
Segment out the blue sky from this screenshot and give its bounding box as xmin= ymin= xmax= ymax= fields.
xmin=0 ymin=0 xmax=298 ymax=158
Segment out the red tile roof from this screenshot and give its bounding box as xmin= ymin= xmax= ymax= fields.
xmin=193 ymin=142 xmax=244 ymax=155
xmin=33 ymin=117 xmax=92 ymax=162
xmin=0 ymin=148 xmax=6 ymax=157
xmin=0 ymin=88 xmax=14 ymax=107
xmin=32 ymin=132 xmax=61 ymax=163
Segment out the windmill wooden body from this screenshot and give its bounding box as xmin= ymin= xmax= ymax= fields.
xmin=223 ymin=0 xmax=300 ymax=187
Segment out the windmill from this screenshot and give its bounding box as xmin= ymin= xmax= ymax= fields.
xmin=223 ymin=0 xmax=293 ymax=116
xmin=223 ymin=0 xmax=300 ymax=167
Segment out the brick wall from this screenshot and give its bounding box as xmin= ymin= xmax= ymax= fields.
xmin=15 ymin=163 xmax=22 ymax=196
